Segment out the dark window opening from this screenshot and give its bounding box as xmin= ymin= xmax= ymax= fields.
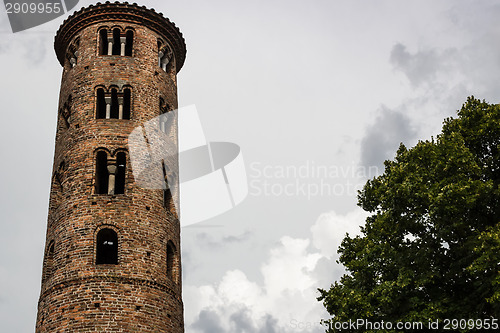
xmin=112 ymin=28 xmax=121 ymax=55
xmin=110 ymin=88 xmax=119 ymax=119
xmin=48 ymin=241 xmax=55 ymax=257
xmin=54 ymin=171 xmax=63 ymax=192
xmin=96 ymin=228 xmax=118 ymax=265
xmin=115 ymin=152 xmax=126 ymax=194
xmin=162 ymin=161 xmax=173 ymax=209
xmin=96 ymin=88 xmax=106 ymax=119
xmin=159 ymin=97 xmax=165 ymax=111
xmin=53 ymin=161 xmax=65 ymax=194
xmin=159 ymin=97 xmax=170 ymax=114
xmin=99 ymin=29 xmax=108 ymax=55
xmin=125 ymin=30 xmax=133 ymax=56
xmin=51 ymin=173 xmax=63 ymax=209
xmin=44 ymin=240 xmax=55 ymax=279
xmin=95 ymin=151 xmax=109 ymax=194
xmin=123 ymin=88 xmax=131 ymax=119
xmin=164 ymin=188 xmax=172 ymax=210
xmin=167 ymin=241 xmax=176 ymax=281
xmin=157 ymin=41 xmax=162 ymax=67
xmin=60 ymin=108 xmax=70 ymax=129
xmin=60 ymin=95 xmax=72 ymax=128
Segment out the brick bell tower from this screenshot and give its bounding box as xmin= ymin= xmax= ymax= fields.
xmin=36 ymin=2 xmax=186 ymax=332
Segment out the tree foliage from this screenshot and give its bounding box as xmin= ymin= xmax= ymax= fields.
xmin=318 ymin=97 xmax=500 ymax=332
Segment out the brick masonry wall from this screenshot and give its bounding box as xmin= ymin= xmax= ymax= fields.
xmin=36 ymin=4 xmax=185 ymax=332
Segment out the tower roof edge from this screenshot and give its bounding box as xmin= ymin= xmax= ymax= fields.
xmin=54 ymin=1 xmax=187 ymax=71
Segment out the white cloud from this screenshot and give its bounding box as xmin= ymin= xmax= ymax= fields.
xmin=262 ymin=237 xmax=322 ymax=296
xmin=184 ymin=209 xmax=368 ymax=333
xmin=310 ymin=210 xmax=367 ymax=259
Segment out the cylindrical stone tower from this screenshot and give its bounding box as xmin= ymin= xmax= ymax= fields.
xmin=36 ymin=2 xmax=186 ymax=332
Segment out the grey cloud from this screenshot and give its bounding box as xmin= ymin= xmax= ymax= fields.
xmin=190 ymin=308 xmax=282 ymax=333
xmin=191 ymin=310 xmax=226 ymax=333
xmin=229 ymin=311 xmax=281 ymax=333
xmin=390 ymin=43 xmax=458 ymax=88
xmin=314 ymin=256 xmax=345 ymax=292
xmin=22 ymin=36 xmax=48 ymax=65
xmin=262 ymin=314 xmax=281 ymax=333
xmin=222 ymin=231 xmax=253 ymax=244
xmin=0 ymin=33 xmax=50 ymax=62
xmin=360 ymin=106 xmax=417 ymax=171
xmin=230 ymin=309 xmax=258 ymax=333
xmin=196 ymin=230 xmax=253 ymax=249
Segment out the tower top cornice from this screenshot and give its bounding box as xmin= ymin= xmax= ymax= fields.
xmin=54 ymin=1 xmax=187 ymax=71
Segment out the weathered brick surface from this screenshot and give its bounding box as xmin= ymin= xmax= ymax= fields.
xmin=36 ymin=3 xmax=186 ymax=332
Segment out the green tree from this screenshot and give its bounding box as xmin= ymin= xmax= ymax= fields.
xmin=318 ymin=97 xmax=500 ymax=332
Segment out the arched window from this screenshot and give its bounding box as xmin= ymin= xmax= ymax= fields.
xmin=58 ymin=95 xmax=72 ymax=129
xmin=51 ymin=172 xmax=63 ymax=208
xmin=44 ymin=240 xmax=55 ymax=279
xmin=59 ymin=95 xmax=72 ymax=128
xmin=95 ymin=151 xmax=109 ymax=194
xmin=66 ymin=38 xmax=79 ymax=68
xmin=99 ymin=28 xmax=133 ymax=57
xmin=96 ymin=87 xmax=131 ymax=120
xmin=122 ymin=88 xmax=131 ymax=119
xmin=112 ymin=28 xmax=121 ymax=55
xmin=115 ymin=152 xmax=126 ymax=194
xmin=96 ymin=228 xmax=118 ymax=265
xmin=162 ymin=160 xmax=173 ymax=210
xmin=99 ymin=29 xmax=108 ymax=55
xmin=125 ymin=30 xmax=134 ymax=56
xmin=158 ymin=40 xmax=173 ymax=72
xmin=96 ymin=88 xmax=106 ymax=119
xmin=95 ymin=150 xmax=127 ymax=195
xmin=110 ymin=88 xmax=119 ymax=119
xmin=166 ymin=241 xmax=177 ymax=282
xmin=48 ymin=241 xmax=55 ymax=257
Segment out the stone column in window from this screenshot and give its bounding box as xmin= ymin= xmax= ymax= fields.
xmin=118 ymin=96 xmax=124 ymax=119
xmin=161 ymin=56 xmax=169 ymax=71
xmin=158 ymin=51 xmax=164 ymax=68
xmin=120 ymin=36 xmax=126 ymax=56
xmin=70 ymin=51 xmax=79 ymax=67
xmin=107 ymin=32 xmax=114 ymax=55
xmin=105 ymin=96 xmax=112 ymax=119
xmin=107 ymin=163 xmax=117 ymax=195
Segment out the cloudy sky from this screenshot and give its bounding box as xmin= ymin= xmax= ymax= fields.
xmin=2 ymin=0 xmax=500 ymax=332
